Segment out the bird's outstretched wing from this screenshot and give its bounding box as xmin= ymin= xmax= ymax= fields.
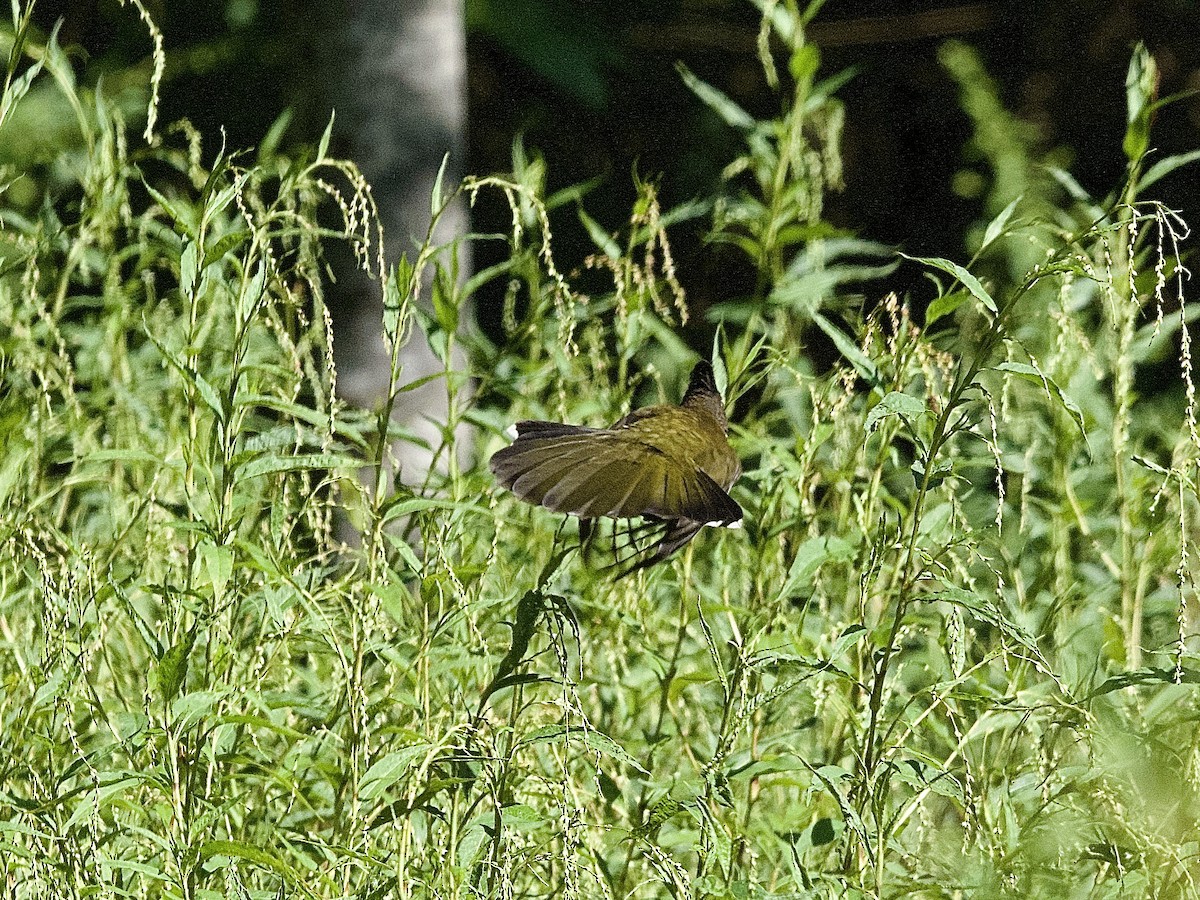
xmin=489 ymin=421 xmax=741 ymax=525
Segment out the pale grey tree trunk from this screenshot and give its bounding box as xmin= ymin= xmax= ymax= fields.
xmin=331 ymin=0 xmax=470 ymax=483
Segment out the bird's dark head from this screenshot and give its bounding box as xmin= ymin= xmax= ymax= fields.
xmin=681 ymin=361 xmax=728 ymax=430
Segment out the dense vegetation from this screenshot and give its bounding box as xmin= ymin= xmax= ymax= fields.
xmin=2 ymin=1 xmax=1198 ymax=897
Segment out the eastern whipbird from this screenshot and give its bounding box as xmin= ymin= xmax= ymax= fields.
xmin=489 ymin=362 xmax=742 ymax=574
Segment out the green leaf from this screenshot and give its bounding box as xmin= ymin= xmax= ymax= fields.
xmin=893 ymin=757 xmax=965 ymax=804
xmin=980 ymin=196 xmax=1021 ymax=252
xmin=519 ymin=725 xmax=650 ymax=776
xmin=179 ymin=239 xmax=198 ymax=298
xmin=732 ymin=754 xmax=809 ymax=780
xmin=141 ymin=179 xmax=196 ymax=238
xmin=545 ymin=173 xmax=604 ymax=210
xmin=710 ymin=338 xmax=729 ymax=400
xmin=81 ymin=448 xmax=174 ymax=469
xmin=501 ymin=803 xmax=544 ymax=831
xmin=237 ymin=260 xmax=268 ymax=321
xmin=924 ymin=290 xmax=969 ymax=328
xmin=750 ymin=0 xmax=798 ymax=43
xmin=1123 ymin=42 xmax=1156 ymax=163
xmin=777 ymin=535 xmax=857 ymax=602
xmin=380 ymin=495 xmax=488 ymax=523
xmin=830 ymin=624 xmax=868 ymax=659
xmin=456 ymin=824 xmax=488 ymax=871
xmin=901 ymin=254 xmax=997 ymax=314
xmin=383 ymin=259 xmax=411 ymax=340
xmin=315 ymin=111 xmax=334 ymax=163
xmin=202 ymin=172 xmax=246 ymax=229
xmin=638 ymin=796 xmax=685 ymax=836
xmin=1140 ymin=149 xmax=1200 ymax=192
xmin=911 ymin=457 xmax=952 ymax=490
xmin=431 ymin=269 xmax=460 ymax=333
xmin=810 ymin=311 xmax=881 ymax=388
xmin=463 ymin=255 xmax=518 ymax=301
xmin=198 ymin=540 xmax=233 ymax=598
xmin=143 ymin=323 xmax=225 ymax=424
xmin=258 ymin=108 xmax=293 ymax=162
xmin=236 ymin=452 xmax=362 ymax=480
xmin=480 ymin=591 xmax=546 ymax=704
xmin=199 ymin=840 xmax=296 ymax=880
xmin=1087 ymin=666 xmax=1200 ymax=699
xmin=359 ymin=745 xmax=429 ymax=801
xmin=993 ymin=361 xmax=1087 ymax=442
xmin=431 ymin=152 xmax=451 ymax=218
xmin=154 ymin=630 xmax=197 ymax=704
xmin=1045 ymin=165 xmax=1095 ymax=204
xmin=170 ymin=689 xmax=226 ymax=728
xmin=0 ymin=51 xmax=43 ymax=116
xmin=382 ymin=532 xmax=424 ymax=577
xmin=677 ymin=62 xmax=755 ymax=130
xmin=32 ymin=672 xmax=65 ymax=710
xmin=928 ymin=584 xmax=1054 ymax=677
xmin=695 ymin=599 xmax=728 ymax=695
xmin=232 ymin=393 xmax=333 ymax=430
xmin=577 ymin=204 xmax=621 ymax=258
xmin=808 ymin=764 xmax=871 ymax=849
xmin=202 ymin=228 xmax=251 ymax=269
xmin=865 ymin=390 xmax=925 ymax=434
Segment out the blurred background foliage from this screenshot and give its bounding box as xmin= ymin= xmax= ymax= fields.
xmin=5 ymin=2 xmax=1200 ymax=894
xmin=21 ymin=0 xmax=1200 ymax=343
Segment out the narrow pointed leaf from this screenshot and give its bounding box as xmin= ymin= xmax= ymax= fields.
xmin=901 ymin=254 xmax=997 ymax=314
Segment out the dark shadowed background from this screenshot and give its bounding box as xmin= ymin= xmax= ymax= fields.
xmin=28 ymin=0 xmax=1200 ymax=360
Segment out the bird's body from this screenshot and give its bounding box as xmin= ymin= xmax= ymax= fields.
xmin=489 ymin=362 xmax=742 ymax=571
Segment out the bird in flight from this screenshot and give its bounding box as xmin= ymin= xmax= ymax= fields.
xmin=489 ymin=361 xmax=742 ymax=574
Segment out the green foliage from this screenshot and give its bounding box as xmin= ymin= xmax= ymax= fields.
xmin=3 ymin=2 xmax=1200 ymax=898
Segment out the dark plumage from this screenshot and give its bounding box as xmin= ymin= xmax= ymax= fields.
xmin=490 ymin=362 xmax=742 ymax=572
